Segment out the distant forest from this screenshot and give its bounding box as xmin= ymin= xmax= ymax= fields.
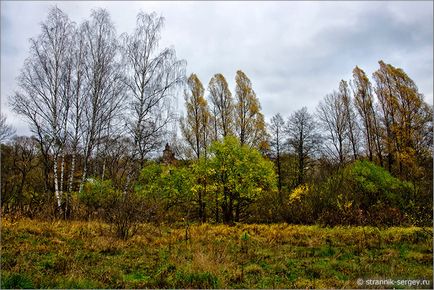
xmin=1 ymin=8 xmax=432 ymax=239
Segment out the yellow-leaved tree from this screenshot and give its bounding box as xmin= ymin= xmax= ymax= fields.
xmin=180 ymin=73 xmax=211 ymax=160
xmin=373 ymin=60 xmax=433 ymax=179
xmin=234 ymin=70 xmax=268 ymax=151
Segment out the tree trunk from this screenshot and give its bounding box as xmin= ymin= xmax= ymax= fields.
xmin=68 ymin=151 xmax=76 ymax=193
xmin=60 ymin=149 xmax=66 ymax=197
xmin=235 ymin=199 xmax=240 ymax=222
xmin=79 ymin=143 xmax=92 ymax=193
xmin=53 ymin=152 xmax=62 ymax=211
xmin=101 ymin=159 xmax=106 ymax=180
xmin=371 ymin=108 xmax=383 ymax=167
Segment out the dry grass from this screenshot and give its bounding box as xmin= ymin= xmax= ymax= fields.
xmin=1 ymin=218 xmax=432 ymax=288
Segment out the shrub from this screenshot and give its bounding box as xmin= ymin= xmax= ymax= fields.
xmin=79 ymin=179 xmax=119 ymax=219
xmin=348 ymin=160 xmax=414 ymax=225
xmin=136 ymin=162 xmax=194 ymax=224
xmin=80 ymin=179 xmax=146 ymax=239
xmin=286 ymin=161 xmax=418 ymax=226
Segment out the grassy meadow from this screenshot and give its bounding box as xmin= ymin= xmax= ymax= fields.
xmin=1 ymin=218 xmax=432 ymax=289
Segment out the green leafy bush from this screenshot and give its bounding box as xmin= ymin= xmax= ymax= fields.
xmin=287 ymin=161 xmax=418 ymax=226
xmin=136 ymin=162 xmax=194 ymax=223
xmin=351 ymin=160 xmax=413 ymax=208
xmin=79 ymin=179 xmax=120 ymax=218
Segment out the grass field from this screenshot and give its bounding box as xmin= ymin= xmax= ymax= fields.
xmin=1 ymin=218 xmax=432 ymax=289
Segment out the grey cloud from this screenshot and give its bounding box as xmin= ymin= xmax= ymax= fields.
xmin=1 ymin=1 xmax=432 ymax=135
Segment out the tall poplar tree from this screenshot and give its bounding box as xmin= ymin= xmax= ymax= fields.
xmin=208 ymin=74 xmax=234 ymax=140
xmin=234 ymin=70 xmax=267 ymax=149
xmin=180 ymin=74 xmax=211 ymax=159
xmin=352 ymin=66 xmax=383 ymax=165
xmin=373 ymin=60 xmax=432 ymax=177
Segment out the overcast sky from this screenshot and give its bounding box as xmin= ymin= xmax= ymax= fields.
xmin=1 ymin=1 xmax=433 ymax=136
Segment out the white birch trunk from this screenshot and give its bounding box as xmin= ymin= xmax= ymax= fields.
xmin=123 ymin=171 xmax=132 ymax=196
xmin=79 ymin=143 xmax=91 ymax=193
xmin=60 ymin=149 xmax=66 ymax=197
xmin=68 ymin=152 xmax=76 ymax=193
xmin=101 ymin=160 xmax=106 ymax=181
xmin=53 ymin=153 xmax=62 ymax=208
xmin=60 ymin=149 xmax=67 ymax=218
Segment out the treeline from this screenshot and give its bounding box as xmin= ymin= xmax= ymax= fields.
xmin=171 ymin=60 xmax=432 ymax=227
xmin=1 ymin=8 xmax=432 ymax=237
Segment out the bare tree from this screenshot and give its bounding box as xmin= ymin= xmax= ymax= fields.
xmin=98 ymin=135 xmax=134 ymax=187
xmin=79 ymin=9 xmax=126 ymax=192
xmin=317 ymin=91 xmax=348 ymax=165
xmin=9 ymin=7 xmax=74 ymax=210
xmin=0 ymin=114 xmax=16 ymax=143
xmin=285 ymin=107 xmax=321 ymax=185
xmin=269 ymin=113 xmax=285 ymax=197
xmin=339 ymin=80 xmax=360 ymax=160
xmin=121 ymin=12 xmax=186 ymax=168
xmin=11 ymin=136 xmax=40 ymax=213
xmin=66 ymin=27 xmax=86 ymax=194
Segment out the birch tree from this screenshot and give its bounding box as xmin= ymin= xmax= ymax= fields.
xmin=66 ymin=27 xmax=86 ymax=194
xmin=9 ymin=7 xmax=74 ymax=211
xmin=79 ymin=9 xmax=126 ymax=191
xmin=122 ymin=12 xmax=186 ymax=168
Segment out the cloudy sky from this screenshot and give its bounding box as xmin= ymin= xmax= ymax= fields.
xmin=1 ymin=1 xmax=433 ymax=135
